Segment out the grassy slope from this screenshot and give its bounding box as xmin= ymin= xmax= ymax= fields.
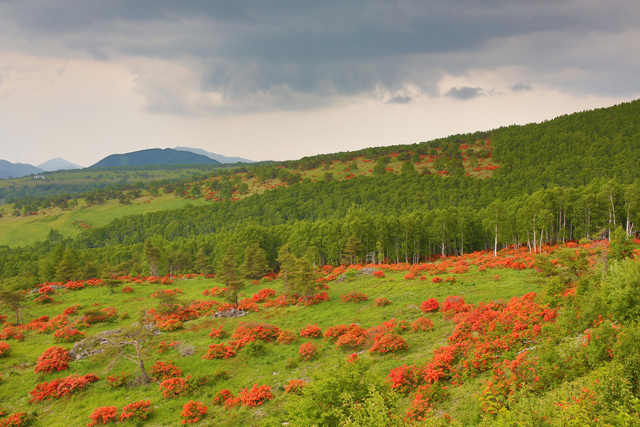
xmin=0 ymin=142 xmax=497 ymax=247
xmin=0 ymin=263 xmax=540 ymax=426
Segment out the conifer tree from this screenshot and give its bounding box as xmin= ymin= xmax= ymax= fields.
xmin=277 ymin=244 xmax=296 ymax=299
xmin=241 ymin=242 xmax=269 ymax=279
xmin=218 ymin=246 xmax=244 ymax=307
xmin=144 ymin=240 xmax=161 ymax=277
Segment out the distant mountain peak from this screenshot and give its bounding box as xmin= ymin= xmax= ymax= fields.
xmin=38 ymin=157 xmax=83 ymax=172
xmin=0 ymin=159 xmax=43 ymax=179
xmin=174 ymin=147 xmax=255 ymax=164
xmin=89 ymin=148 xmax=221 ymax=168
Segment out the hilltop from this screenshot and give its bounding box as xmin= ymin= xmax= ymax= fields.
xmin=0 ymin=159 xmax=43 ymax=180
xmin=90 ymin=148 xmax=221 ymax=168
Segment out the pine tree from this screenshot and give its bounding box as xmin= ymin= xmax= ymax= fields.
xmin=277 ymin=244 xmax=297 ymax=299
xmin=217 ymin=246 xmax=244 ymax=307
xmin=343 ymin=234 xmax=363 ymax=265
xmin=291 ymin=258 xmax=318 ymax=302
xmin=195 ymin=248 xmax=212 ymax=275
xmin=144 ymin=240 xmax=161 ymax=277
xmin=241 ymin=242 xmax=269 ymax=279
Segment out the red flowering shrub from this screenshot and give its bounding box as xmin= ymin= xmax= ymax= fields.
xmin=374 ymin=297 xmax=392 ymax=307
xmin=404 ymin=273 xmax=416 ymax=280
xmin=251 ymin=288 xmax=276 ymax=303
xmin=238 ymin=384 xmax=273 ymax=407
xmin=431 ymin=277 xmax=443 ymax=284
xmin=34 ymin=295 xmax=53 ymax=304
xmin=120 ymin=400 xmax=152 ymax=422
xmin=29 ymin=373 xmax=99 ymax=402
xmin=202 ymin=343 xmax=236 ymax=360
xmin=180 ymin=401 xmax=207 ymax=424
xmin=300 ymin=324 xmax=322 ymax=338
xmin=39 ymin=286 xmax=55 ymax=294
xmin=411 ymin=317 xmax=434 ymax=332
xmin=441 ymin=296 xmax=470 ymax=319
xmin=121 ymin=286 xmax=134 ymax=293
xmin=34 ymin=346 xmax=71 ymax=374
xmin=346 ymin=352 xmax=359 ymax=364
xmin=335 ymin=326 xmax=369 ymax=349
xmin=237 ymin=299 xmax=260 ymax=312
xmin=369 ymin=333 xmax=408 ymax=354
xmin=284 ymin=379 xmax=307 ymax=395
xmin=277 ymin=330 xmax=297 ymax=345
xmin=151 ymin=361 xmax=182 ymax=380
xmin=156 ymin=341 xmax=180 ymax=353
xmin=341 ymin=292 xmax=368 ymax=303
xmin=208 ymin=326 xmax=226 ymax=339
xmin=87 ymin=406 xmax=118 ymax=426
xmin=106 ymin=372 xmax=129 ymax=389
xmin=419 ymin=275 xmax=427 ymax=281
xmin=0 ymin=326 xmax=23 ymax=341
xmin=0 ymin=412 xmax=29 ymax=427
xmin=0 ymin=341 xmax=10 ymax=357
xmin=373 ymin=270 xmax=386 ymax=278
xmin=420 ymin=298 xmax=440 ymax=313
xmin=65 ymin=281 xmax=84 ymax=290
xmin=445 ymin=277 xmax=456 ymax=283
xmin=212 ymin=389 xmax=234 ymax=405
xmin=387 ymin=364 xmax=425 ymax=393
xmin=63 ymin=305 xmax=83 ymax=316
xmin=53 ymin=327 xmax=85 ymax=343
xmin=156 ymin=318 xmax=183 ymax=332
xmin=159 ymin=377 xmax=190 ymax=398
xmin=231 ymin=323 xmax=281 ymax=343
xmin=299 ymin=342 xmax=321 ymax=361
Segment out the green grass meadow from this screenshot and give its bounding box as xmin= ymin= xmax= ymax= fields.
xmin=0 ymin=265 xmax=542 ymax=426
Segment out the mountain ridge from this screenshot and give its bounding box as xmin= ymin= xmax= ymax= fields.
xmin=174 ymin=146 xmax=255 ymax=164
xmin=90 ymin=148 xmax=221 ymax=168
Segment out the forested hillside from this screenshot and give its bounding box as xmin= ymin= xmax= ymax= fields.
xmin=2 ymin=99 xmax=640 ymax=427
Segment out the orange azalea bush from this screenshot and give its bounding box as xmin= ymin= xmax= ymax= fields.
xmin=299 ymin=342 xmax=321 ymax=361
xmin=87 ymin=406 xmax=118 ymax=426
xmin=120 ymin=400 xmax=152 ymax=422
xmin=284 ymin=379 xmax=308 ymax=395
xmin=369 ymin=333 xmax=408 ymax=354
xmin=34 ymin=346 xmax=71 ymax=374
xmin=300 ymin=324 xmax=322 ymax=338
xmin=238 ymin=384 xmax=273 ymax=407
xmin=180 ymin=401 xmax=207 ymax=424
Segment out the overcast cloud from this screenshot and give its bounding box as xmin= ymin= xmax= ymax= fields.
xmin=0 ymin=0 xmax=638 ymax=165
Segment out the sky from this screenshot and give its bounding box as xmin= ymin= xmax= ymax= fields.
xmin=0 ymin=1 xmax=639 ymax=167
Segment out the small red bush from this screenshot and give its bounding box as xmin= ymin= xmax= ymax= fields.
xmin=29 ymin=373 xmax=99 ymax=402
xmin=299 ymin=342 xmax=321 ymax=361
xmin=151 ymin=361 xmax=182 ymax=381
xmin=212 ymin=389 xmax=234 ymax=405
xmin=369 ymin=333 xmax=408 ymax=354
xmin=208 ymin=326 xmax=226 ymax=339
xmin=373 ymin=270 xmax=386 ymax=278
xmin=300 ymin=324 xmax=322 ymax=338
xmin=277 ymin=330 xmax=297 ymax=345
xmin=202 ymin=343 xmax=236 ymax=360
xmin=87 ymin=406 xmax=118 ymax=426
xmin=411 ymin=317 xmax=434 ymax=332
xmin=180 ymin=401 xmax=207 ymax=424
xmin=0 ymin=341 xmax=10 ymax=357
xmin=34 ymin=346 xmax=71 ymax=374
xmin=53 ymin=327 xmax=85 ymax=343
xmin=420 ymin=298 xmax=440 ymax=313
xmin=431 ymin=277 xmax=443 ymax=284
xmin=238 ymin=384 xmax=273 ymax=407
xmin=284 ymin=379 xmax=307 ymax=395
xmin=374 ymin=297 xmax=391 ymax=307
xmin=159 ymin=377 xmax=190 ymax=399
xmin=121 ymin=286 xmax=134 ymax=293
xmin=340 ymin=292 xmax=368 ymax=303
xmin=120 ymin=400 xmax=152 ymax=422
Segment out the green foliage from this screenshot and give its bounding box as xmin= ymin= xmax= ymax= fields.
xmin=605 ymin=259 xmax=640 ymax=321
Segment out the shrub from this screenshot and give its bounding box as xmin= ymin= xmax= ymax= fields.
xmin=299 ymin=342 xmax=321 ymax=361
xmin=156 ymin=341 xmax=181 ymax=353
xmin=87 ymin=406 xmax=118 ymax=426
xmin=202 ymin=343 xmax=236 ymax=360
xmin=420 ymin=298 xmax=440 ymax=313
xmin=285 ymin=379 xmax=308 ymax=395
xmin=180 ymin=401 xmax=207 ymax=424
xmin=251 ymin=288 xmax=276 ymax=303
xmin=374 ymin=297 xmax=392 ymax=307
xmin=404 ymin=273 xmax=415 ymax=280
xmin=346 ymin=352 xmax=359 ymax=364
xmin=63 ymin=305 xmax=83 ymax=316
xmin=121 ymin=286 xmax=134 ymax=293
xmin=29 ymin=373 xmax=99 ymax=402
xmin=53 ymin=327 xmax=85 ymax=343
xmin=441 ymin=295 xmax=470 ymax=318
xmin=159 ymin=377 xmax=190 ymax=399
xmin=106 ymin=372 xmax=129 ymax=389
xmin=300 ymin=324 xmax=322 ymax=338
xmin=212 ymin=389 xmax=234 ymax=405
xmin=411 ymin=317 xmax=434 ymax=332
xmin=208 ymin=326 xmax=226 ymax=339
xmin=341 ymin=292 xmax=368 ymax=303
xmin=431 ymin=277 xmax=443 ymax=284
xmin=120 ymin=400 xmax=152 ymax=422
xmin=151 ymin=361 xmax=182 ymax=381
xmin=0 ymin=342 xmax=10 ymax=357
xmin=369 ymin=333 xmax=408 ymax=354
xmin=34 ymin=295 xmax=53 ymax=304
xmin=238 ymin=384 xmax=273 ymax=407
xmin=34 ymin=346 xmax=71 ymax=374
xmin=243 ymin=340 xmax=266 ymax=357
xmin=0 ymin=412 xmax=30 ymax=427
xmin=156 ymin=318 xmax=183 ymax=332
xmin=373 ymin=270 xmax=386 ymax=278
xmin=277 ymin=330 xmax=297 ymax=345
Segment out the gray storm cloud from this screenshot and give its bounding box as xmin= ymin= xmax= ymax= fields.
xmin=1 ymin=0 xmax=639 ymax=113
